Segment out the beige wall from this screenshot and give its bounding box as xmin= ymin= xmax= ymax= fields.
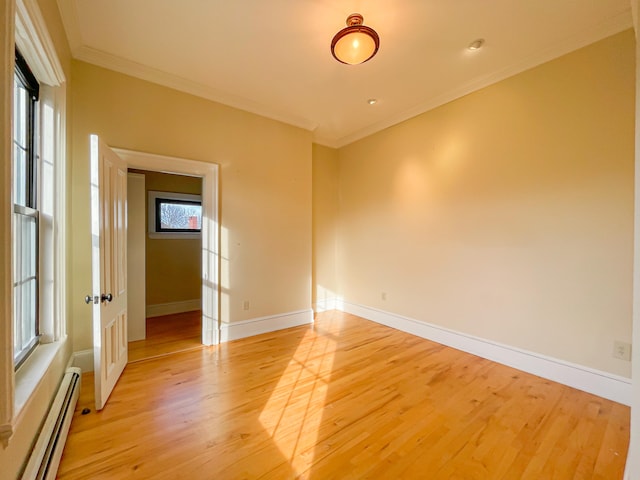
xmin=70 ymin=61 xmax=312 ymax=351
xmin=629 ymin=2 xmax=640 ymax=477
xmin=134 ymin=170 xmax=202 ymax=307
xmin=0 ymin=0 xmax=15 ymax=434
xmin=0 ymin=0 xmax=73 ymax=477
xmin=0 ymin=3 xmax=18 ymax=476
xmin=335 ymin=30 xmax=635 ymax=377
xmin=312 ymin=144 xmax=340 ymax=309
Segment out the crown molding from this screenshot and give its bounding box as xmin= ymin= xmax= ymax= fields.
xmin=333 ymin=9 xmax=633 ymax=148
xmin=310 ymin=133 xmax=341 ymax=149
xmin=56 ymin=0 xmax=632 ymax=149
xmin=74 ymin=45 xmax=318 ymax=132
xmin=57 ymin=0 xmax=317 ymax=132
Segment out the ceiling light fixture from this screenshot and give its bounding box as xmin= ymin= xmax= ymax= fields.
xmin=331 ymin=13 xmax=380 ymax=65
xmin=367 ymin=98 xmax=377 ymax=105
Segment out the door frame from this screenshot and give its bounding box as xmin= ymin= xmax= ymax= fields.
xmin=114 ymin=148 xmax=220 ymax=346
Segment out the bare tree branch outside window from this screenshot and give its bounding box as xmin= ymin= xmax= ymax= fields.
xmin=160 ymin=202 xmax=201 ymax=230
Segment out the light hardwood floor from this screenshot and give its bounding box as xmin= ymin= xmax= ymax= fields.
xmin=58 ymin=311 xmax=629 ymax=479
xmin=128 ymin=310 xmax=202 ymax=362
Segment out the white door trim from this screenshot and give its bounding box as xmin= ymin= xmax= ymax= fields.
xmin=113 ymin=148 xmax=220 ymax=346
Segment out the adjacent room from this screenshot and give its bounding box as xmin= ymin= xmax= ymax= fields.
xmin=126 ymin=169 xmax=203 ymax=362
xmin=1 ymin=0 xmax=638 ymax=479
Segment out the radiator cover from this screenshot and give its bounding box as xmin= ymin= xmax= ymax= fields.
xmin=22 ymin=367 xmax=81 ymax=480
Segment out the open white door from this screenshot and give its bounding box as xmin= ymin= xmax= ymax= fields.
xmin=89 ymin=135 xmax=128 ymax=411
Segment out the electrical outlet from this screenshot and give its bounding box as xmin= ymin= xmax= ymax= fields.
xmin=613 ymin=341 xmax=631 ymax=361
xmin=381 ymin=292 xmax=387 ymax=301
xmin=243 ymin=300 xmax=250 ymax=311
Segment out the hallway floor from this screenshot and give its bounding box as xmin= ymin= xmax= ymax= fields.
xmin=128 ymin=310 xmax=202 ymax=362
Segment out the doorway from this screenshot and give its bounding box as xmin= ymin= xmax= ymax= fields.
xmin=127 ymin=169 xmax=204 ymax=362
xmin=115 ymin=148 xmax=220 ymax=356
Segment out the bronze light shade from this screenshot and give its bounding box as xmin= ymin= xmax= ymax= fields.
xmin=331 ymin=13 xmax=380 ymax=65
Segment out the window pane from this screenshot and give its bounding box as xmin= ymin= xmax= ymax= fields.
xmin=13 ymin=50 xmax=40 ymax=368
xmin=159 ymin=201 xmax=202 ymax=230
xmin=14 ymin=278 xmax=37 ymax=358
xmin=13 ymin=143 xmax=26 ymax=206
xmin=13 ymin=281 xmax=21 ymax=354
xmin=13 ymin=78 xmax=27 ymax=148
xmin=14 ymin=68 xmax=36 ymax=209
xmin=21 ymin=279 xmax=37 ymax=349
xmin=41 ymin=102 xmax=55 ymax=216
xmin=20 ymin=213 xmax=37 ymax=277
xmin=13 ymin=211 xmax=38 ymax=363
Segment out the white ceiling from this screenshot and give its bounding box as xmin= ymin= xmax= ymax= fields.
xmin=56 ymin=0 xmax=632 ymax=148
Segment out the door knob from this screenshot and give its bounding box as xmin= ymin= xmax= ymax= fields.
xmin=85 ymin=295 xmax=96 ymax=305
xmin=101 ymin=293 xmax=113 ymax=303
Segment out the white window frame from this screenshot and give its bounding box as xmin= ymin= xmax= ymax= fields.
xmin=0 ymin=0 xmax=66 ymax=443
xmin=12 ymin=53 xmax=40 ymax=368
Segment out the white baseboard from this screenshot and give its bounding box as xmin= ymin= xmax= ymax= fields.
xmin=340 ymin=302 xmax=632 ymax=406
xmin=220 ymin=309 xmax=314 ymax=342
xmin=71 ymin=349 xmax=94 ymax=373
xmin=72 ymin=309 xmax=313 ymax=369
xmin=146 ymin=299 xmax=201 ymax=318
xmin=313 ymin=297 xmax=341 ymax=313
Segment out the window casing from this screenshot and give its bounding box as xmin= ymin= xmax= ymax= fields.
xmin=155 ymin=198 xmax=202 ymax=233
xmin=148 ymin=191 xmax=202 ymax=239
xmin=1 ymin=0 xmax=68 ymax=447
xmin=13 ymin=49 xmax=40 ymax=369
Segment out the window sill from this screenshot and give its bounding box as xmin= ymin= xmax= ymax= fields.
xmin=148 ymin=232 xmax=201 ymax=240
xmin=14 ymin=338 xmax=66 ymax=418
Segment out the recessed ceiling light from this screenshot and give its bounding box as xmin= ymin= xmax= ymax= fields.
xmin=367 ymin=98 xmax=378 ymax=105
xmin=467 ymin=39 xmax=485 ymax=51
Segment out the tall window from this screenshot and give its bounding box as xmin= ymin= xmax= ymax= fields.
xmin=13 ymin=49 xmax=40 ymax=368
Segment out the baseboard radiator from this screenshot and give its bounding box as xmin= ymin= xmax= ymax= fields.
xmin=22 ymin=367 xmax=81 ymax=480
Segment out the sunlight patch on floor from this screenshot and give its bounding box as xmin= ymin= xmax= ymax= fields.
xmin=258 ymin=318 xmax=342 ymax=476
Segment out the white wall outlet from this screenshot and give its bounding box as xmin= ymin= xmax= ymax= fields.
xmin=613 ymin=341 xmax=631 ymax=361
xmin=243 ymin=300 xmax=250 ymax=311
xmin=381 ymin=292 xmax=387 ymax=301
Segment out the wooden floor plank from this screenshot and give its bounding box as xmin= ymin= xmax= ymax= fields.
xmin=58 ymin=310 xmax=629 ymax=479
xmin=127 ymin=310 xmax=202 ymax=362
